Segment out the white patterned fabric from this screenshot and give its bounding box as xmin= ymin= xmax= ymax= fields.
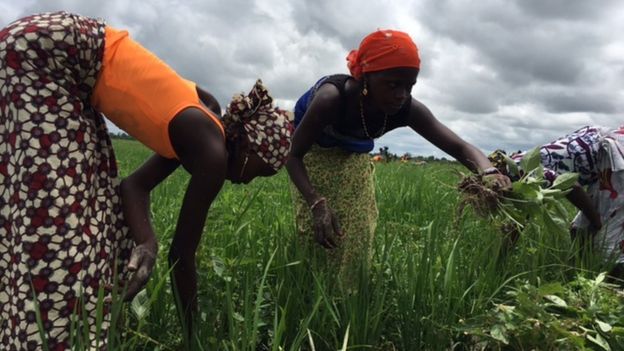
xmin=572 ymin=127 xmax=624 ymax=263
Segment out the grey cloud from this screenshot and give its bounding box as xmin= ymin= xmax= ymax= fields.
xmin=417 ymin=1 xmax=599 ymax=86
xmin=289 ymin=0 xmax=399 ymax=49
xmin=540 ymin=91 xmax=618 ymax=114
xmin=2 ymin=0 xmax=622 ymax=158
xmin=431 ymin=73 xmax=502 ymax=114
xmin=516 ymin=0 xmax=620 ymax=20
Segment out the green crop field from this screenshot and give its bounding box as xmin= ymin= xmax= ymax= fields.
xmin=87 ymin=139 xmax=622 ymax=350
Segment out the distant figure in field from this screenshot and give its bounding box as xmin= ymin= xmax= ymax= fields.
xmin=0 ymin=12 xmax=292 ymax=350
xmin=286 ymin=29 xmax=511 ymax=283
xmin=489 ymin=126 xmax=624 ymax=276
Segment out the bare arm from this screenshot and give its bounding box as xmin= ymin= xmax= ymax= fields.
xmin=121 ymin=154 xmax=180 ymax=300
xmin=567 ymin=182 xmax=602 ymax=231
xmin=407 ymin=99 xmax=492 ymax=172
xmin=286 ymin=85 xmax=340 ymax=205
xmin=167 ymin=108 xmax=228 ymax=330
xmin=285 ymin=85 xmax=343 ymax=248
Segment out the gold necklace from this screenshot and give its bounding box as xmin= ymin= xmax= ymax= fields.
xmin=359 ymin=97 xmax=387 ymax=139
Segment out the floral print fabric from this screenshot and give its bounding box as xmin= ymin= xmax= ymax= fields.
xmin=290 ymin=145 xmax=378 ymax=285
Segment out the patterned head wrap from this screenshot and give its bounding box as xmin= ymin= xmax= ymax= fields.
xmin=346 ymin=29 xmax=421 ymax=79
xmin=222 ymin=79 xmax=294 ymax=170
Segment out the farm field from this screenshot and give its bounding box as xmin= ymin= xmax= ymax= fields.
xmin=104 ymin=139 xmax=621 ymax=350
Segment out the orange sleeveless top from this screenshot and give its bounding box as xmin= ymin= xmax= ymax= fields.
xmin=91 ymin=26 xmax=224 ymax=159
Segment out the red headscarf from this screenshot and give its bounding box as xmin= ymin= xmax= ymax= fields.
xmin=346 ymin=29 xmax=420 ymax=79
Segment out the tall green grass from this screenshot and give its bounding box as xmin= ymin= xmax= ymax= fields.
xmin=50 ymin=140 xmax=611 ymax=350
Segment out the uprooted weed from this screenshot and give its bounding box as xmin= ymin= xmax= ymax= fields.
xmin=456 ymin=147 xmax=580 ymax=251
xmin=457 ymin=173 xmax=505 ymax=218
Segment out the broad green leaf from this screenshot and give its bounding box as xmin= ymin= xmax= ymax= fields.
xmin=550 ymin=213 xmax=568 ymax=227
xmin=553 ymin=199 xmax=571 ymax=218
xmin=587 ymin=333 xmax=611 ymax=351
xmin=490 ymin=325 xmax=509 ymax=344
xmin=533 ymin=165 xmax=544 ymax=180
xmin=597 ymin=319 xmax=613 ymax=333
xmin=551 ymin=172 xmax=579 ymax=190
xmin=511 ymin=181 xmax=528 ymax=196
xmin=520 ymin=147 xmax=542 ymax=175
xmin=512 ymin=182 xmax=541 ymax=202
xmin=131 ymin=290 xmax=149 ymax=319
xmin=544 ymin=294 xmax=567 ymax=307
xmin=503 ymin=154 xmax=520 ymax=177
xmin=543 ymin=210 xmax=567 ymax=236
xmin=595 ymin=272 xmax=607 ymax=285
xmin=534 ymin=189 xmax=544 ymax=204
xmin=540 ymin=188 xmax=562 ymax=197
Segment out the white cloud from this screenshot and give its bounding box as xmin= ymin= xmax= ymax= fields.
xmin=2 ymin=0 xmax=623 ymax=157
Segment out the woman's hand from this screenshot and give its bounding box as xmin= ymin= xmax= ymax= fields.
xmin=566 ymin=183 xmax=602 ymax=238
xmin=311 ymin=200 xmax=343 ymax=249
xmin=483 ymin=173 xmax=512 ymax=191
xmin=124 ymin=240 xmax=158 ymax=301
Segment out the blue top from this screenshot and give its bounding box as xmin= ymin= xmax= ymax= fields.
xmin=294 ymin=74 xmax=411 ymax=153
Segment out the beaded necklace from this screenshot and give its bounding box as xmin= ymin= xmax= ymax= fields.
xmin=359 ymin=97 xmax=387 ymax=139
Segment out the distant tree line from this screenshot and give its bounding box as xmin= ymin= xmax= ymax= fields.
xmin=109 ymin=132 xmax=134 ymax=140
xmin=372 ymin=146 xmax=452 ymax=162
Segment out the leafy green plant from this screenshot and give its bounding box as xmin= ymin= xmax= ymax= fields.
xmin=461 ymin=272 xmax=624 ymax=350
xmin=459 ymin=147 xmax=579 ymax=246
xmin=501 ymin=147 xmax=579 ymax=236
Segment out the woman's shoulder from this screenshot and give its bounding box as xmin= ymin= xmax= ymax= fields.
xmin=404 ymin=97 xmax=434 ymax=123
xmin=322 ymin=74 xmax=353 ymax=84
xmin=309 ymin=84 xmax=345 ymax=120
xmin=313 ymin=74 xmax=354 ymax=95
xmin=312 ymin=74 xmax=353 ymax=102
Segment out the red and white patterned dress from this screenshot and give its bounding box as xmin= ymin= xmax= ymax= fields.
xmin=0 ymin=12 xmax=132 ymax=350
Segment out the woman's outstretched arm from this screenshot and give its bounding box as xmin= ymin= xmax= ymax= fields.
xmin=121 ymin=154 xmax=180 ymax=300
xmin=408 ymin=99 xmax=511 ymax=188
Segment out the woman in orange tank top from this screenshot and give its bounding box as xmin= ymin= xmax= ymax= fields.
xmin=0 ymin=11 xmax=293 ymax=350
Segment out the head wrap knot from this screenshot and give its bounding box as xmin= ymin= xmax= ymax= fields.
xmin=223 ymin=79 xmax=294 ymax=170
xmin=346 ymin=29 xmax=421 ymax=79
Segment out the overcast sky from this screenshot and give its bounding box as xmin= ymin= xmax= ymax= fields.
xmin=2 ymin=0 xmax=623 ymax=157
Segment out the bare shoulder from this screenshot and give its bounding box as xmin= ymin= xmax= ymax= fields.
xmin=303 ymin=83 xmax=343 ymax=124
xmin=407 ymin=98 xmax=436 ymax=127
xmin=169 ymin=107 xmax=227 ymax=162
xmin=311 ymin=83 xmax=342 ymax=108
xmin=410 ymin=98 xmax=433 ymax=116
